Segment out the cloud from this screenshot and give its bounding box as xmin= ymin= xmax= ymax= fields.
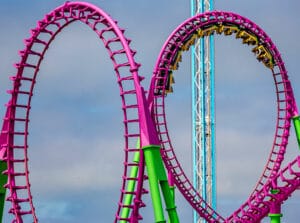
xmin=29 ymin=136 xmax=124 ymax=192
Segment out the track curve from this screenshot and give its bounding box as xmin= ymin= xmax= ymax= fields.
xmin=0 ymin=2 xmax=148 ymax=222
xmin=148 ymin=11 xmax=299 ymax=222
xmin=1 ymin=3 xmax=300 ymax=223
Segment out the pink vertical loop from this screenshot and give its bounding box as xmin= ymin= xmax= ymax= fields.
xmin=0 ymin=2 xmax=148 ymax=222
xmin=148 ymin=11 xmax=298 ymax=222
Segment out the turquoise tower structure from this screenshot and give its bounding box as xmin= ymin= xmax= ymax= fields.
xmin=190 ymin=0 xmax=216 ymax=222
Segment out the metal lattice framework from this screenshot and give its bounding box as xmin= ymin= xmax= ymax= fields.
xmin=0 ymin=2 xmax=300 ymax=223
xmin=190 ymin=1 xmax=216 ymax=223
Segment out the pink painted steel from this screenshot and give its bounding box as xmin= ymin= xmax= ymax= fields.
xmin=1 ymin=2 xmax=300 ymax=223
xmin=148 ymin=11 xmax=299 ymax=222
xmin=0 ymin=2 xmax=149 ymax=222
xmin=228 ymin=155 xmax=300 ymax=222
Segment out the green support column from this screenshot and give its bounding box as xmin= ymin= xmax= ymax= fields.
xmin=292 ymin=115 xmax=300 ymax=149
xmin=269 ymin=214 xmax=282 ymax=223
xmin=0 ymin=160 xmax=7 ymax=221
xmin=143 ymin=145 xmax=166 ymax=223
xmin=143 ymin=145 xmax=179 ymax=223
xmin=169 ymin=185 xmax=175 ymax=206
xmin=120 ymin=151 xmax=140 ymax=222
xmin=160 ymin=180 xmax=178 ymax=223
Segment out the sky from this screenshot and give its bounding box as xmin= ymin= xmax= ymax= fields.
xmin=0 ymin=0 xmax=300 ymax=222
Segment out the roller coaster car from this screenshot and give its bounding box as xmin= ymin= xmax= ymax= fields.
xmin=221 ymin=24 xmax=239 ymax=35
xmin=196 ymin=29 xmax=204 ymax=38
xmin=181 ymin=24 xmax=238 ymax=50
xmin=180 ymin=24 xmax=227 ymax=52
xmin=181 ymin=34 xmax=198 ymax=51
xmin=202 ymin=25 xmax=219 ymax=36
xmin=166 ymin=37 xmax=183 ymax=59
xmin=236 ymin=30 xmax=258 ymax=45
xmin=155 ymin=74 xmax=165 ymax=96
xmin=154 ymin=71 xmax=174 ymax=95
xmin=165 ymin=72 xmax=175 ymax=94
xmin=170 ymin=51 xmax=182 ymax=70
xmin=252 ymin=45 xmax=274 ymax=69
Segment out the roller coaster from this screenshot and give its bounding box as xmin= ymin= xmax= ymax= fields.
xmin=0 ymin=1 xmax=300 ymax=222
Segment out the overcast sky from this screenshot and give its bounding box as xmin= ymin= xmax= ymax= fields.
xmin=0 ymin=1 xmax=300 ymax=222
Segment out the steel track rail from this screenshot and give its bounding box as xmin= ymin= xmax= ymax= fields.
xmin=148 ymin=11 xmax=297 ymax=222
xmin=0 ymin=2 xmax=147 ymax=222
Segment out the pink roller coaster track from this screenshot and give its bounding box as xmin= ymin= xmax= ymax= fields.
xmin=0 ymin=2 xmax=300 ymax=223
xmin=0 ymin=2 xmax=150 ymax=222
xmin=148 ymin=11 xmax=300 ymax=222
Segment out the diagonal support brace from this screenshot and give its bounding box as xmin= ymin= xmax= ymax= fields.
xmin=143 ymin=144 xmax=179 ymax=223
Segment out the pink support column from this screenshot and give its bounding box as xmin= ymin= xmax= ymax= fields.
xmin=268 ymin=189 xmax=282 ymax=223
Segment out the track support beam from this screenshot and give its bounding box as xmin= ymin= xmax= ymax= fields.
xmin=268 ymin=189 xmax=282 ymax=223
xmin=269 ymin=214 xmax=282 ymax=223
xmin=292 ymin=115 xmax=300 ymax=149
xmin=120 ymin=151 xmax=140 ymax=222
xmin=143 ymin=145 xmax=179 ymax=223
xmin=0 ymin=161 xmax=7 ymax=221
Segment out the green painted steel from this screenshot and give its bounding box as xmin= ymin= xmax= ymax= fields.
xmin=292 ymin=115 xmax=300 ymax=149
xmin=268 ymin=213 xmax=282 ymax=223
xmin=167 ymin=185 xmax=176 ymax=223
xmin=120 ymin=150 xmax=140 ymax=222
xmin=120 ymin=141 xmax=179 ymax=222
xmin=143 ymin=145 xmax=166 ymax=222
xmin=0 ymin=161 xmax=7 ymax=221
xmin=169 ymin=185 xmax=175 ymax=204
xmin=160 ymin=181 xmax=178 ymax=223
xmin=143 ymin=145 xmax=179 ymax=223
